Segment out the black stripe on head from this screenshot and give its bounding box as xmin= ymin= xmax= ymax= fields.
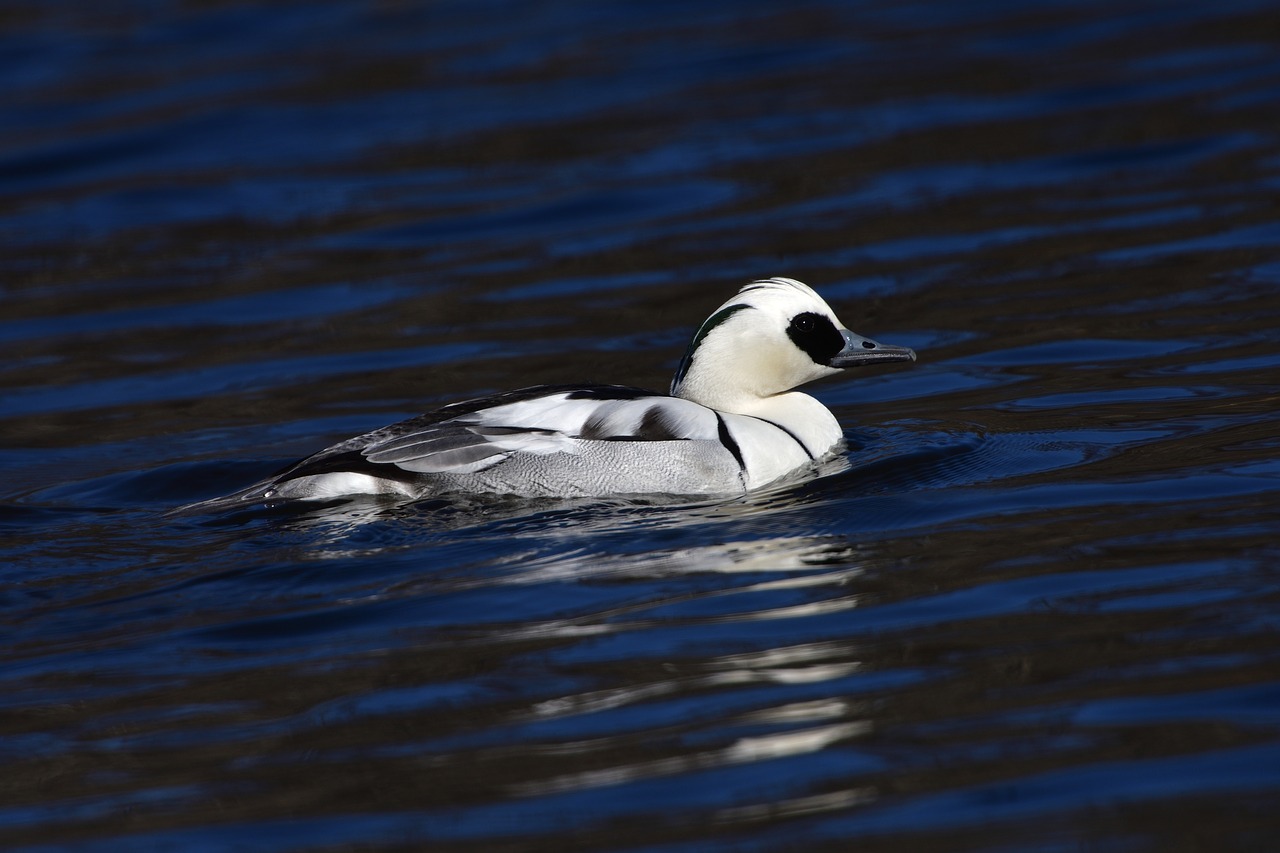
xmin=786 ymin=311 xmax=845 ymax=366
xmin=672 ymin=303 xmax=754 ymax=388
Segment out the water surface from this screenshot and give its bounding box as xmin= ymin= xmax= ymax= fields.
xmin=4 ymin=1 xmax=1280 ymax=850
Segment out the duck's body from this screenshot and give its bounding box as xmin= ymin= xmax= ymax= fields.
xmin=230 ymin=383 xmax=828 ymax=502
xmin=190 ymin=278 xmax=915 ymax=509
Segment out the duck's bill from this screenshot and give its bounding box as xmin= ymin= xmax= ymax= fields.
xmin=828 ymin=329 xmax=917 ymax=368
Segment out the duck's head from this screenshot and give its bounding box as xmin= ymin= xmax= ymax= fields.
xmin=670 ymin=277 xmax=916 ymax=412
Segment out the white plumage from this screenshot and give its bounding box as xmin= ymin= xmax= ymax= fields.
xmin=188 ymin=277 xmax=915 ymax=508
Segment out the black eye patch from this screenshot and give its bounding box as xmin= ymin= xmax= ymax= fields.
xmin=786 ymin=311 xmax=845 ymax=365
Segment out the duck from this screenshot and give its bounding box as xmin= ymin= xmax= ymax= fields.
xmin=189 ymin=277 xmax=915 ymax=508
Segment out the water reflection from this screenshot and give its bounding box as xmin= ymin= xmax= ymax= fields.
xmin=513 ymin=720 xmax=872 ymax=797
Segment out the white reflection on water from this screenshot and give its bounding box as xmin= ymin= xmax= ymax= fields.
xmin=711 ymin=640 xmax=860 ymax=670
xmin=528 ymin=646 xmax=866 ymax=724
xmin=495 ymin=538 xmax=866 ymax=585
xmin=494 ymin=561 xmax=864 ymax=647
xmin=509 ymin=720 xmax=871 ymax=798
xmin=736 ymin=698 xmax=854 ymax=725
xmin=715 ymin=786 xmax=878 ymax=823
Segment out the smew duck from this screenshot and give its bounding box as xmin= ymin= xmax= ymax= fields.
xmin=193 ymin=277 xmax=915 ymax=507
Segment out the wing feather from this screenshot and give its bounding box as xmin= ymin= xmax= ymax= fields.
xmin=271 ymin=384 xmax=723 ymax=483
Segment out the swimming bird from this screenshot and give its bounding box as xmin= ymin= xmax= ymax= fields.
xmin=191 ymin=277 xmax=915 ymax=507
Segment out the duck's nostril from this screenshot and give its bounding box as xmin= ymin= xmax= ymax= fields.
xmin=862 ymin=341 xmax=876 ymax=349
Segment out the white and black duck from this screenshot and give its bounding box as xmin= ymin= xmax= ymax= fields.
xmin=189 ymin=277 xmax=915 ymax=508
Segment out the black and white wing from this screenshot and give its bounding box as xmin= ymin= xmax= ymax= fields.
xmin=262 ymin=383 xmax=727 ymax=489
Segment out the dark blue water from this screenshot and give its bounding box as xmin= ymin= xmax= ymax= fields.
xmin=4 ymin=1 xmax=1280 ymax=850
